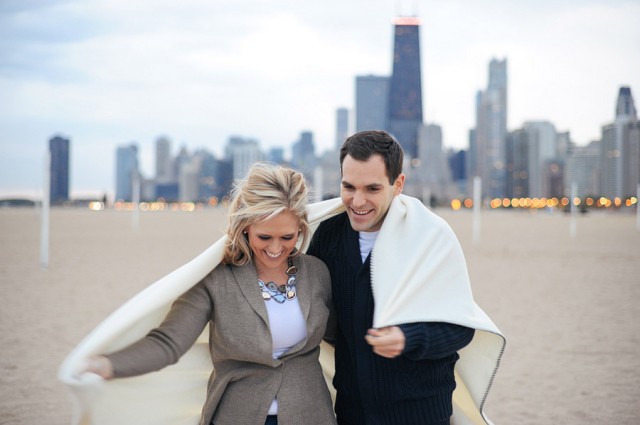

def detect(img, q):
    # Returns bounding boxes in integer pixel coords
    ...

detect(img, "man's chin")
[347,214,371,232]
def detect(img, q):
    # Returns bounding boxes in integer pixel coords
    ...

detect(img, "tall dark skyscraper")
[388,16,423,158]
[49,135,70,204]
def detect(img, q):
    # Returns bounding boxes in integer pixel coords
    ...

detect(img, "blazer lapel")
[281,256,313,357]
[232,262,270,326]
[293,256,311,322]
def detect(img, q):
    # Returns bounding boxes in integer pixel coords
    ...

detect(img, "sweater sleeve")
[106,279,213,378]
[398,322,475,360]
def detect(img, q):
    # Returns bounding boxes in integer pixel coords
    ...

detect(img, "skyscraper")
[600,86,639,198]
[523,121,558,198]
[470,58,508,199]
[49,135,70,204]
[565,142,600,198]
[388,17,424,159]
[225,136,263,181]
[115,144,139,202]
[155,136,173,183]
[291,131,317,183]
[355,75,390,132]
[335,107,350,149]
[413,123,451,202]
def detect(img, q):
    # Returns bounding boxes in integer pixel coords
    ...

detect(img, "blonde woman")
[85,163,336,425]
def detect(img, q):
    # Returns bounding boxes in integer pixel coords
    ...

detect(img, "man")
[307,130,477,425]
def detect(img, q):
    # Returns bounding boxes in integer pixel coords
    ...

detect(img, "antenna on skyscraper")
[395,0,419,16]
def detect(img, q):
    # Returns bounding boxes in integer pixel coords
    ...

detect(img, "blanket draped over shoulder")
[58,195,505,425]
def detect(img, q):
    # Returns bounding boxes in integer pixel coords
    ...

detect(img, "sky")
[1,0,639,198]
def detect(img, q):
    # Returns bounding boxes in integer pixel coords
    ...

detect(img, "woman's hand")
[84,355,114,379]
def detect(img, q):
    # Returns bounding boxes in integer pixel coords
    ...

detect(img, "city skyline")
[1,0,639,197]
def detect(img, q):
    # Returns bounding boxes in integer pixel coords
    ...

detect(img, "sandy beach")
[1,206,638,424]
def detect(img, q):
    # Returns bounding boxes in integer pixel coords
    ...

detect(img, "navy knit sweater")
[307,212,475,425]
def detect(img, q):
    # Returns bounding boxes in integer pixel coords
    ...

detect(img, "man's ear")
[394,173,405,194]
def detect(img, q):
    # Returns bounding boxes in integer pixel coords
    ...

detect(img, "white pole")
[472,177,481,244]
[637,184,640,231]
[132,171,140,229]
[40,151,50,269]
[570,182,577,238]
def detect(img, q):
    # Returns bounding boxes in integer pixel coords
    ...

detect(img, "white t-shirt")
[264,295,306,415]
[359,230,379,263]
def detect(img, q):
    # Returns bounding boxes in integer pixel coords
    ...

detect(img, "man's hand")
[364,326,406,358]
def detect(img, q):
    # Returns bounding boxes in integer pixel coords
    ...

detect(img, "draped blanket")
[58,195,505,425]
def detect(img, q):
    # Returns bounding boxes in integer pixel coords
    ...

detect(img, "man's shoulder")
[316,210,349,231]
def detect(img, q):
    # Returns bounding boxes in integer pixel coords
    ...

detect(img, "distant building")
[411,124,451,203]
[387,17,424,159]
[155,136,173,183]
[506,128,530,198]
[291,131,316,182]
[49,135,70,204]
[115,144,139,202]
[179,158,200,202]
[600,86,639,198]
[470,58,508,199]
[565,141,600,198]
[225,136,263,181]
[355,75,390,132]
[523,121,558,198]
[267,147,285,165]
[202,157,233,200]
[447,149,467,197]
[315,149,341,201]
[335,107,350,149]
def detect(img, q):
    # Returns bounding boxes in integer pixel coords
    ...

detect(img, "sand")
[0,206,638,424]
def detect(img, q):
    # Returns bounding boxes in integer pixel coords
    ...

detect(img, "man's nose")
[352,191,366,207]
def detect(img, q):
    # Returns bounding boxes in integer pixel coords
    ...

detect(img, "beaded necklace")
[258,258,299,303]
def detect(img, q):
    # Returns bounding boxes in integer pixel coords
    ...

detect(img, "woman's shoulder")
[298,252,325,266]
[298,253,329,277]
[202,262,237,283]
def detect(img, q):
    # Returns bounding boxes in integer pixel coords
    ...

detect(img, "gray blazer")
[107,254,337,425]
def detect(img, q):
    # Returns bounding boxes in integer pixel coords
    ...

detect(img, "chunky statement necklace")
[258,258,299,303]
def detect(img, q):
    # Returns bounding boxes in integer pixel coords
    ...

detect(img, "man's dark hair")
[339,130,404,184]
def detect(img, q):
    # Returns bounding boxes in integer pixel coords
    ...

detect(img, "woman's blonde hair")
[222,162,310,266]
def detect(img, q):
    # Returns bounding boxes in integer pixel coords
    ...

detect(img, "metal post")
[637,184,640,231]
[570,182,577,238]
[132,171,140,229]
[40,151,50,269]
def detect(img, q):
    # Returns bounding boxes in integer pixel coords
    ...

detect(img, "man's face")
[340,154,404,232]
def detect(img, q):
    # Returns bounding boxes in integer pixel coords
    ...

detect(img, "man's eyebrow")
[341,181,382,189]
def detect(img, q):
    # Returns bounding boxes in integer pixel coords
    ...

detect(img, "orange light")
[88,202,104,211]
[450,199,462,211]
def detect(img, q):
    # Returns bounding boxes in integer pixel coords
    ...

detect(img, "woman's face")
[245,210,300,273]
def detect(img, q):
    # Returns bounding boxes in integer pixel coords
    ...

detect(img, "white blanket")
[58,195,504,425]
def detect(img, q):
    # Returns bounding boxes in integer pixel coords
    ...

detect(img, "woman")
[84,162,337,425]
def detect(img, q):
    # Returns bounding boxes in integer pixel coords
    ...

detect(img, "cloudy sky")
[1,0,638,197]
